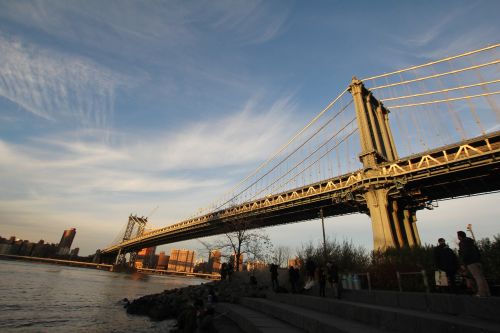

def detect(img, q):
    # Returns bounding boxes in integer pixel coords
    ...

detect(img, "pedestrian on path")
[434,238,459,292]
[326,261,341,299]
[305,257,316,281]
[318,266,326,297]
[288,266,298,293]
[270,263,279,291]
[457,230,491,297]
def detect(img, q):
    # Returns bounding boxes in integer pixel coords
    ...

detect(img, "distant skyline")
[0,1,499,256]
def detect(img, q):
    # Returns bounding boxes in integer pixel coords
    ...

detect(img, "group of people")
[264,229,490,299]
[268,258,341,298]
[434,230,491,297]
[317,262,340,298]
[219,262,234,281]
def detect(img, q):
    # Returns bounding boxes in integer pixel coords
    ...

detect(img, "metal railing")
[396,270,429,293]
[342,270,430,293]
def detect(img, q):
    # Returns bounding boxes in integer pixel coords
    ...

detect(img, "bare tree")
[247,232,273,264]
[215,219,272,272]
[271,245,291,268]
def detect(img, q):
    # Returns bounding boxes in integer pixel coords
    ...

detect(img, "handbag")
[435,270,448,286]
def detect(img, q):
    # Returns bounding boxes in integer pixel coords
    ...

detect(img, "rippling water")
[0,260,206,332]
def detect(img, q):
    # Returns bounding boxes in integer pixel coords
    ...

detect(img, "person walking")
[434,238,459,292]
[227,262,234,282]
[318,266,327,297]
[457,230,491,297]
[220,263,227,280]
[305,258,316,282]
[270,263,279,291]
[288,266,298,293]
[326,261,341,299]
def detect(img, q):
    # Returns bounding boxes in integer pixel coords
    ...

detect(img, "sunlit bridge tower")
[348,77,421,249]
[115,215,147,265]
[57,228,76,255]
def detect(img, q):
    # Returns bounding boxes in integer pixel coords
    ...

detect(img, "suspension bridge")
[101,44,500,264]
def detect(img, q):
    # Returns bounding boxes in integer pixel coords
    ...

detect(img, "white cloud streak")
[0,1,289,52]
[0,34,122,129]
[151,96,297,170]
[0,95,297,196]
[209,0,290,44]
[391,2,496,61]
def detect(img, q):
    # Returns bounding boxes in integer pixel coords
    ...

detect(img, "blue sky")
[0,0,499,256]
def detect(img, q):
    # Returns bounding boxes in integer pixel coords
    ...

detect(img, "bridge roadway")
[102,131,500,256]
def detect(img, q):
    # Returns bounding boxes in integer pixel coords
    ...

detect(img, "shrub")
[295,238,370,273]
[369,245,435,291]
[477,234,500,281]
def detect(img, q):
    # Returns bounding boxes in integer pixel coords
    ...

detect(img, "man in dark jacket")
[434,238,458,292]
[326,261,341,299]
[457,231,491,297]
[270,263,279,291]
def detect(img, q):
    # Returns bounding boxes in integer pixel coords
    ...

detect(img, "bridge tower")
[349,77,421,250]
[115,215,148,265]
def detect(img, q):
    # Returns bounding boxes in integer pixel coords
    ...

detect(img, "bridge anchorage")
[102,44,500,261]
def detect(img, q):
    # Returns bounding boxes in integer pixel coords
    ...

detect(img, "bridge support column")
[404,209,421,246]
[365,189,397,249]
[365,189,422,250]
[115,248,126,265]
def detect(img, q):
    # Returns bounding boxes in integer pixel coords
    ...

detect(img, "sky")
[0,0,499,257]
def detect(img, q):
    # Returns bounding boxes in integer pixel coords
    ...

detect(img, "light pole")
[319,208,327,261]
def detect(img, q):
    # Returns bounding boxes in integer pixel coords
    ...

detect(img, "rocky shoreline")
[124,276,268,331]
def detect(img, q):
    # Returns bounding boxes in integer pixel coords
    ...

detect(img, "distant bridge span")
[102,44,500,260]
[102,131,500,256]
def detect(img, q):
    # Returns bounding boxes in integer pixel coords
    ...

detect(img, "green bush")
[369,246,435,291]
[295,238,370,273]
[477,234,500,281]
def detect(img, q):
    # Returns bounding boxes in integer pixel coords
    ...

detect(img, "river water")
[0,260,206,332]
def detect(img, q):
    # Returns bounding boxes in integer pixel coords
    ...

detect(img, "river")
[0,260,206,332]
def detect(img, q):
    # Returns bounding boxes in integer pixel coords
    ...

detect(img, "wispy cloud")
[0,94,297,196]
[0,1,195,49]
[151,95,297,170]
[209,0,291,44]
[391,2,497,61]
[396,3,475,49]
[0,34,123,130]
[417,27,499,60]
[0,1,290,55]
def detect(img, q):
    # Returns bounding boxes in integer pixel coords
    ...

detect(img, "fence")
[342,270,430,293]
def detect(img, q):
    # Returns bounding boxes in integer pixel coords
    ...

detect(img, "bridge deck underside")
[103,132,500,256]
[405,161,500,201]
[103,198,359,255]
